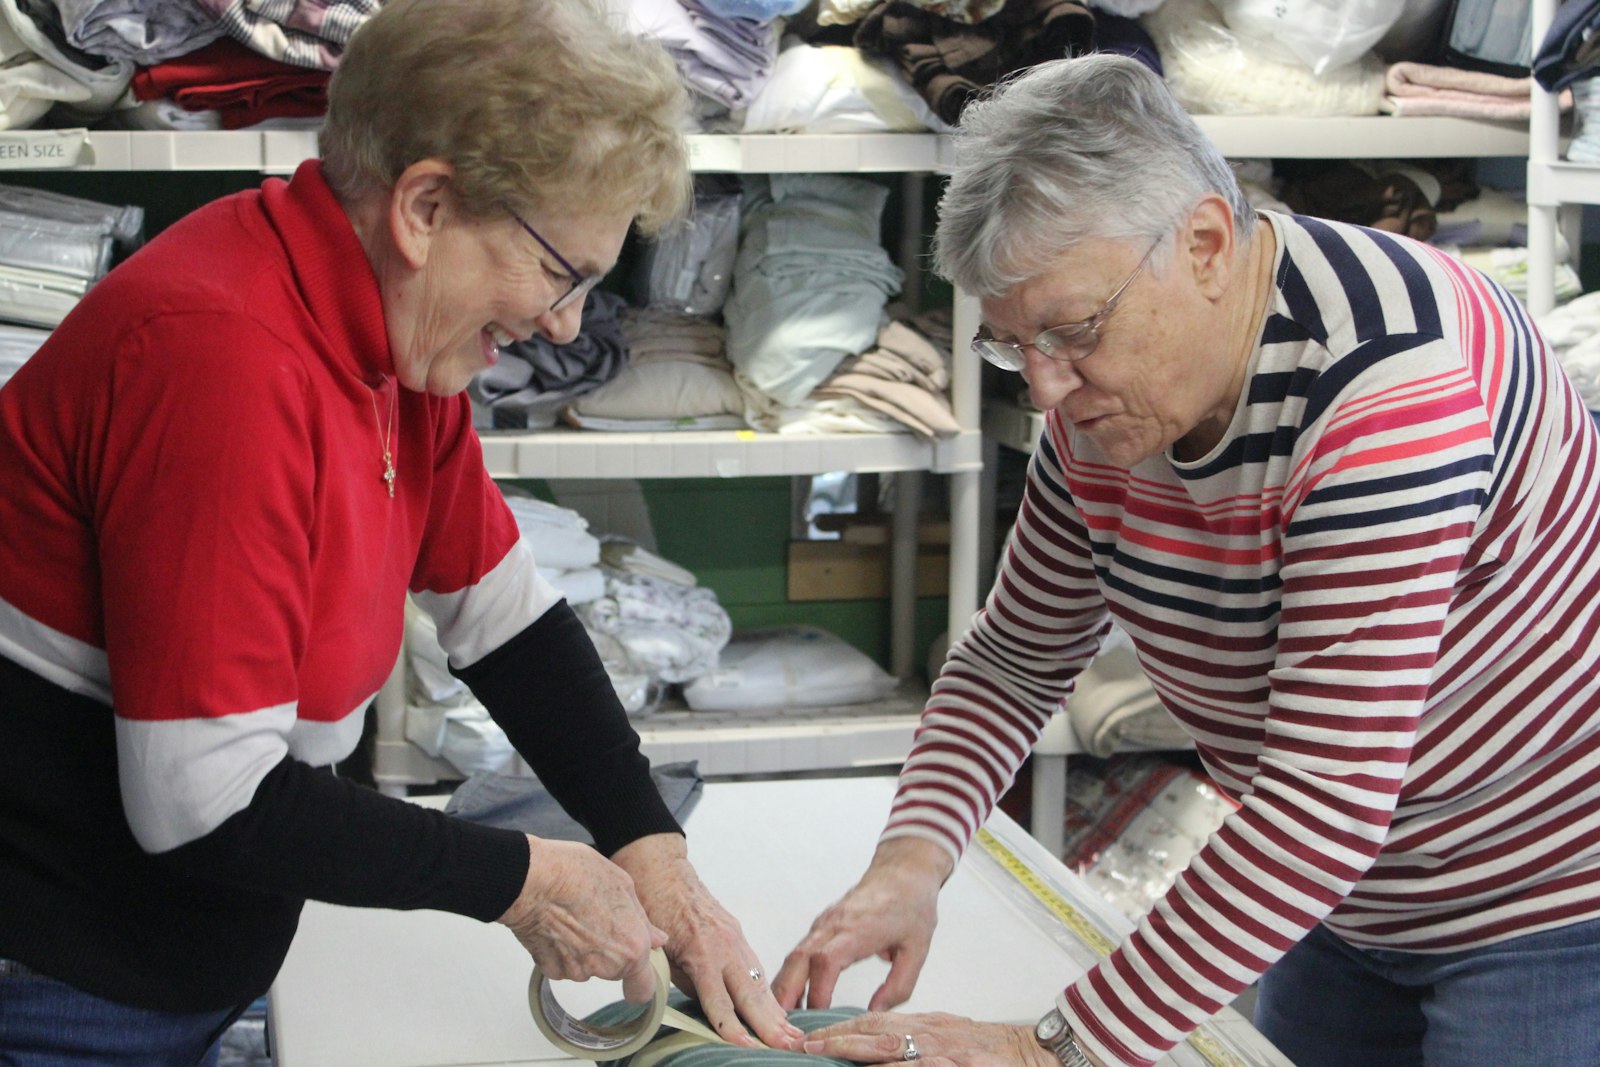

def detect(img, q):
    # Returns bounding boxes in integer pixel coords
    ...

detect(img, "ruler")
[973,828,1249,1067]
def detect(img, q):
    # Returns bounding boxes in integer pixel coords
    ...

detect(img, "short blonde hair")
[320,0,691,235]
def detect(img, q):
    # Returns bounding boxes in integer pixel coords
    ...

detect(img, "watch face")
[1036,1010,1067,1042]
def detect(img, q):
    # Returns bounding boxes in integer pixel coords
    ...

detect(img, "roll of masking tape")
[528,948,723,1060]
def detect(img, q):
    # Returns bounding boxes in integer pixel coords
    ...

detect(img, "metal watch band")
[1036,1009,1094,1067]
[1042,1033,1093,1067]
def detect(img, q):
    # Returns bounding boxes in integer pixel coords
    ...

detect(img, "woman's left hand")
[800,1011,1091,1067]
[611,833,806,1051]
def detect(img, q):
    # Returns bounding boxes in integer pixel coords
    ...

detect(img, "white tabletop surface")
[268,775,1291,1067]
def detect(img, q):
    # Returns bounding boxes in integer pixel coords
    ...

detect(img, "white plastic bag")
[683,625,896,712]
[1145,0,1387,116]
[1217,0,1406,75]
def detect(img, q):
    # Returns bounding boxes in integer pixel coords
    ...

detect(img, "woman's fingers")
[498,836,657,993]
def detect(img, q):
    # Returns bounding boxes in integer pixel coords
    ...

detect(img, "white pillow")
[570,359,745,420]
[684,625,897,712]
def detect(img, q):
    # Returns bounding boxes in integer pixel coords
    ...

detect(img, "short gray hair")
[933,53,1254,296]
[320,0,691,235]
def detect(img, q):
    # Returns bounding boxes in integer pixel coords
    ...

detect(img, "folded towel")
[1381,61,1568,120]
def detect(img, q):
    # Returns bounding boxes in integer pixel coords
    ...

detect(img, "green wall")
[519,476,950,679]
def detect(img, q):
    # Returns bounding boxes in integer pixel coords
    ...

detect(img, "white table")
[268,776,1291,1067]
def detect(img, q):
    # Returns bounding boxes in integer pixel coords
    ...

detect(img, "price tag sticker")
[0,129,91,169]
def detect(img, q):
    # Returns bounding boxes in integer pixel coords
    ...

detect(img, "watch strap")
[1036,1009,1093,1067]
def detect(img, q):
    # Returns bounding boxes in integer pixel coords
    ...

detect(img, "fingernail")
[804,1040,824,1054]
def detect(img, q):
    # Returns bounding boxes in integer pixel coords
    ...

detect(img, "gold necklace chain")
[367,379,396,498]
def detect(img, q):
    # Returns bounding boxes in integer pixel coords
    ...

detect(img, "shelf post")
[1527,0,1562,317]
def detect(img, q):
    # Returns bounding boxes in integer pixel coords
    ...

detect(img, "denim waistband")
[0,958,34,978]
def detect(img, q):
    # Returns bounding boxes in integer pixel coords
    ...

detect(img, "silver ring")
[748,967,762,982]
[903,1034,920,1062]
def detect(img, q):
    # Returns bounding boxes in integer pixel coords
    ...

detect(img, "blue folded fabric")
[1534,0,1600,91]
[445,760,703,843]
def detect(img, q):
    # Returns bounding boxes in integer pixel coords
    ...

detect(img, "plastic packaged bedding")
[0,321,49,387]
[683,625,896,712]
[1143,0,1386,116]
[0,183,143,281]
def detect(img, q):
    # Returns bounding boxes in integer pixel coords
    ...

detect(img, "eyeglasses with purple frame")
[509,210,605,313]
[972,238,1160,372]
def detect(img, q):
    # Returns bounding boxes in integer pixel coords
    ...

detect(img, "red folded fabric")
[132,38,329,129]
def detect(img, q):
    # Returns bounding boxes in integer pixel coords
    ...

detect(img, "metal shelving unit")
[1528,0,1596,316]
[9,112,1538,803]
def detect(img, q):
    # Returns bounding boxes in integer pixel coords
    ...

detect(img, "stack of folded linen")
[565,308,746,432]
[577,539,732,691]
[1381,61,1564,120]
[502,493,606,607]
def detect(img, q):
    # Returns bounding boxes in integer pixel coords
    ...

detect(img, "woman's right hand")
[771,836,952,1012]
[498,835,667,1004]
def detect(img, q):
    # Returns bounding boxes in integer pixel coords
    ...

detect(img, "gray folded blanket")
[444,760,703,842]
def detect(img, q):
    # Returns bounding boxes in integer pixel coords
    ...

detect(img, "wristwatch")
[1035,1008,1093,1067]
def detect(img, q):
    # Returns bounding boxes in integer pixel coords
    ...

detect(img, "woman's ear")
[388,158,455,270]
[1182,193,1238,301]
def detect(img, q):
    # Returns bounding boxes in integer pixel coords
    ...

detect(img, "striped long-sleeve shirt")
[885,212,1600,1066]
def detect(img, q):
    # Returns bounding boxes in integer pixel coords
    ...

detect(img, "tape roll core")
[529,948,721,1060]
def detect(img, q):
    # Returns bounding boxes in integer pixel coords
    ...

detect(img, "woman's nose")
[534,299,584,346]
[1021,346,1084,411]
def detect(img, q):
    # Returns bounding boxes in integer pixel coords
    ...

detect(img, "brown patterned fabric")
[1277,159,1479,244]
[853,0,1095,125]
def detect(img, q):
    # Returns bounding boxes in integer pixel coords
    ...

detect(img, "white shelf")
[1,116,1532,176]
[1194,115,1528,159]
[478,426,982,479]
[1527,159,1600,207]
[633,684,927,775]
[687,133,953,172]
[981,397,1045,456]
[25,129,955,175]
[376,686,928,791]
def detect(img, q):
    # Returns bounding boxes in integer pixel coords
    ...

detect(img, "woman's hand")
[771,837,951,1012]
[497,835,666,1004]
[801,1012,1076,1067]
[611,832,806,1051]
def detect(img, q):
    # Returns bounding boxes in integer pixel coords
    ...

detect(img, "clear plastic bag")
[1217,0,1406,75]
[1145,0,1387,116]
[0,183,143,281]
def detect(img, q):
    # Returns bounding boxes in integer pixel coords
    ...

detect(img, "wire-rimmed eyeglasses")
[509,210,605,313]
[972,239,1160,372]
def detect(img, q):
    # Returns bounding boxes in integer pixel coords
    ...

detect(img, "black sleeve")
[161,756,530,921]
[451,599,682,856]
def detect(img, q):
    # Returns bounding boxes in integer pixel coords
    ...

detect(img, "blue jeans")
[1254,918,1600,1067]
[0,962,244,1067]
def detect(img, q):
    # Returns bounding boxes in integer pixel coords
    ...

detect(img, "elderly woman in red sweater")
[0,1,800,1063]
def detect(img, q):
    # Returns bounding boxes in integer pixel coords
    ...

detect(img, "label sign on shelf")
[0,129,91,169]
[685,135,742,171]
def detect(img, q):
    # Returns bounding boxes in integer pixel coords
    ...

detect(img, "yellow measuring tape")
[973,828,1248,1067]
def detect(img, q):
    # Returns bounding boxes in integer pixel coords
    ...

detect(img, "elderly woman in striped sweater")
[778,53,1600,1067]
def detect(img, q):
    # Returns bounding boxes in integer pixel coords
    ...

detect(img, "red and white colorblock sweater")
[0,161,675,1012]
[885,213,1600,1066]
